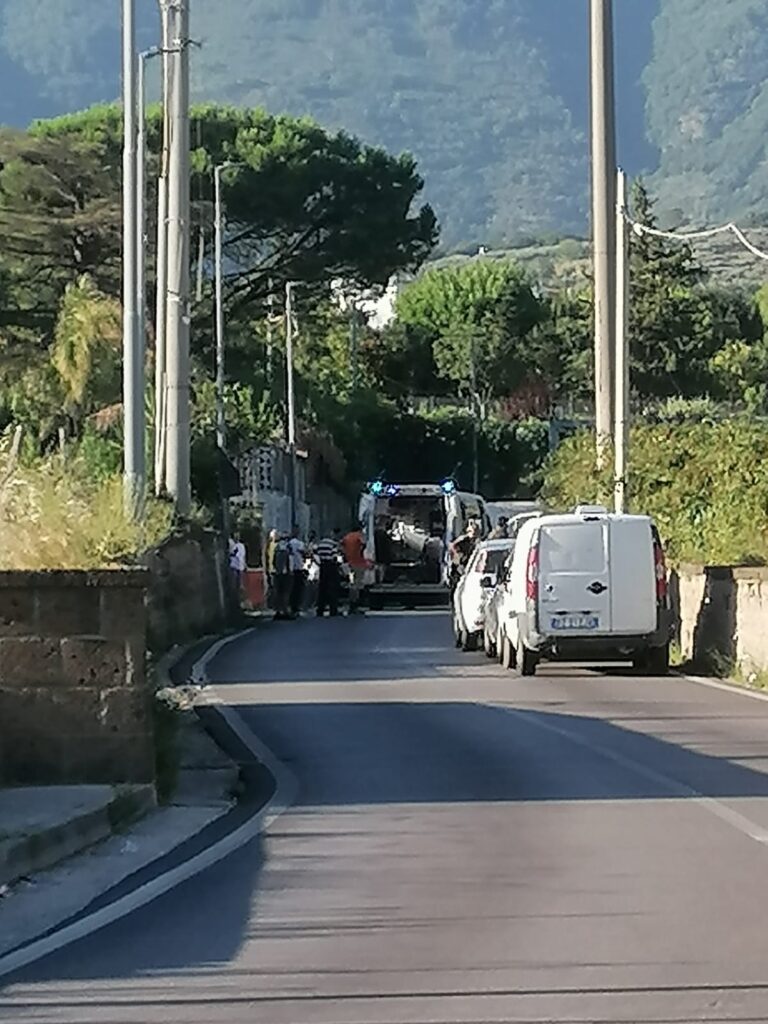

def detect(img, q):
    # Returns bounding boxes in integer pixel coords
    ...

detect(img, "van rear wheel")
[634,644,669,676]
[516,638,537,677]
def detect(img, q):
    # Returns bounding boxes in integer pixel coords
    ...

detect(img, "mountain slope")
[2,1,765,244]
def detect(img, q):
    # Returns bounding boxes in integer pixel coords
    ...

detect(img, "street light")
[213,161,246,453]
[122,0,143,517]
[137,47,161,404]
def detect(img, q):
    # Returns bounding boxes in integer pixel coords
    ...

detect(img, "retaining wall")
[0,570,153,785]
[673,564,768,674]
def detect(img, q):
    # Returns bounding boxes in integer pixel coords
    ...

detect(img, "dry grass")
[0,438,172,570]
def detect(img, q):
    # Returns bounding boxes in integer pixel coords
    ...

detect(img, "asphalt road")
[5,611,768,1022]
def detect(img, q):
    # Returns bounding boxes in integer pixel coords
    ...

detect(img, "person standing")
[272,533,292,620]
[315,528,342,617]
[264,528,279,608]
[341,522,369,614]
[287,525,306,618]
[228,531,247,603]
[448,519,480,593]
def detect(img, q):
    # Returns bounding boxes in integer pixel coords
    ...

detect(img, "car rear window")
[540,523,606,574]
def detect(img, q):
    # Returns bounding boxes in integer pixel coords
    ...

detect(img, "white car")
[452,539,515,651]
[496,505,673,675]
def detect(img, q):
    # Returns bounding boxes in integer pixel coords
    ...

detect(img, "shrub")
[542,420,768,566]
[0,433,172,569]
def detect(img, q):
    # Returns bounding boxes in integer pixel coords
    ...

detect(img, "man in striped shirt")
[314,528,342,617]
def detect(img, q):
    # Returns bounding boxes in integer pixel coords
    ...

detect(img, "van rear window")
[540,523,606,574]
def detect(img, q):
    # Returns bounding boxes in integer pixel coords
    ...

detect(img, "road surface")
[4,611,768,1022]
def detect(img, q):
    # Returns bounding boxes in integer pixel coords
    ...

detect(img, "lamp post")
[285,281,298,526]
[122,0,143,516]
[137,46,161,429]
[213,161,245,453]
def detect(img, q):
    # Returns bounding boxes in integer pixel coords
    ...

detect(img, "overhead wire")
[624,212,768,263]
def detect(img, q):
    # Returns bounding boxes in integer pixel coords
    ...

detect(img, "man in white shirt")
[228,532,247,601]
[287,525,306,618]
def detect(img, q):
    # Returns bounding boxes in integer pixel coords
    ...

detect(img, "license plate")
[550,615,600,631]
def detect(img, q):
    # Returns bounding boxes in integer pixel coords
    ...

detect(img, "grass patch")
[0,433,172,569]
[107,789,145,832]
[153,694,181,805]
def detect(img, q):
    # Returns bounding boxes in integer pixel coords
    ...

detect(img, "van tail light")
[653,529,667,604]
[526,543,539,602]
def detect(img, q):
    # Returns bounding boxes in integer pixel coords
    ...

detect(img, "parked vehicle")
[359,481,490,608]
[483,548,514,658]
[496,505,673,676]
[452,539,514,651]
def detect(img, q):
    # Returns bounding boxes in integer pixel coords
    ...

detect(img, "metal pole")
[285,281,297,525]
[590,0,617,467]
[154,0,172,495]
[165,0,191,515]
[214,163,226,452]
[266,279,274,390]
[614,168,629,514]
[122,0,143,517]
[348,302,358,388]
[137,48,159,472]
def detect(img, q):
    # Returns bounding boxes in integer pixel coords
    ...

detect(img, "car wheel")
[483,629,496,659]
[637,644,669,676]
[453,616,463,649]
[516,637,537,677]
[501,633,516,670]
[462,629,479,652]
[497,627,506,665]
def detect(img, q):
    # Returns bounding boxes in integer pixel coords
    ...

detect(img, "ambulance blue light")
[441,479,456,494]
[370,480,384,496]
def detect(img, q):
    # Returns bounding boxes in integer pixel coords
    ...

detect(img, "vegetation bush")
[542,421,768,566]
[0,432,172,569]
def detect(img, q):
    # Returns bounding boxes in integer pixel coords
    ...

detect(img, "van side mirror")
[480,575,495,588]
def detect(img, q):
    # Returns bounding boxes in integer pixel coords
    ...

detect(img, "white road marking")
[0,629,295,981]
[497,704,768,845]
[682,672,768,704]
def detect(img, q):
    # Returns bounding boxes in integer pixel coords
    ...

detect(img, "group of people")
[264,524,371,620]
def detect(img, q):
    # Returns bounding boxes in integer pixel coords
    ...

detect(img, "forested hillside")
[1,1,766,245]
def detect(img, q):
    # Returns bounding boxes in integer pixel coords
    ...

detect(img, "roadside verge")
[0,627,295,980]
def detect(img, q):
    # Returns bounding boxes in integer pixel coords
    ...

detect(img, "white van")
[497,506,672,676]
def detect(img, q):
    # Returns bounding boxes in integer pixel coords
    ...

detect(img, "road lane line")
[0,632,296,982]
[682,672,768,704]
[495,704,768,845]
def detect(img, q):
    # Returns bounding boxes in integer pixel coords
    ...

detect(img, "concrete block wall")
[143,528,237,652]
[0,570,154,785]
[673,565,768,674]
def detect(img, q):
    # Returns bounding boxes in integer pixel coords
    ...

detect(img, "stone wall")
[0,570,153,785]
[143,528,238,652]
[673,564,768,674]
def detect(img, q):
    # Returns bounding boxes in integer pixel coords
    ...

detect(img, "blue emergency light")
[369,480,384,496]
[441,478,456,495]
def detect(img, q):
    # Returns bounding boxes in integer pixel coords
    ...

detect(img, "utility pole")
[590,0,618,466]
[213,162,230,453]
[122,0,144,517]
[285,281,298,526]
[614,168,629,514]
[164,0,192,516]
[348,301,358,388]
[137,47,160,446]
[154,0,173,496]
[266,280,274,390]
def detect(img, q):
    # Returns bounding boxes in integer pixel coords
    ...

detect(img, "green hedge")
[542,420,768,566]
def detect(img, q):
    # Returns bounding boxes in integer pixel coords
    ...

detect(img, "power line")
[625,214,768,263]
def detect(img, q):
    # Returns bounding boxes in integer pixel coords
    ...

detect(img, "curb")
[0,626,295,981]
[0,785,156,889]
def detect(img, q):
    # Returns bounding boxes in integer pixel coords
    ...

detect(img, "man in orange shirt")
[341,522,369,615]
